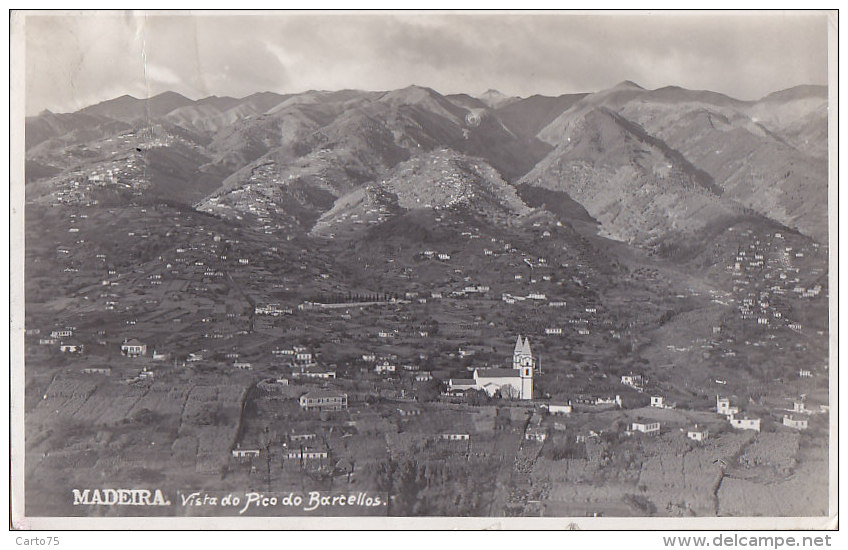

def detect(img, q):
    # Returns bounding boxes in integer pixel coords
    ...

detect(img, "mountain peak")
[397,84,440,96]
[380,85,446,103]
[478,89,518,109]
[613,80,644,90]
[148,91,190,101]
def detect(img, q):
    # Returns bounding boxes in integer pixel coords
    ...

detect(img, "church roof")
[514,335,524,354]
[523,337,531,355]
[476,367,521,379]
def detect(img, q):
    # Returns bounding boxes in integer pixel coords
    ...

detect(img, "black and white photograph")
[9,9,837,530]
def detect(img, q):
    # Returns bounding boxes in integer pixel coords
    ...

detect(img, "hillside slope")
[521,107,754,257]
[537,83,827,242]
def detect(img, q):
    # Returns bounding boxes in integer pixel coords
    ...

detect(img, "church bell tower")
[514,335,534,399]
[513,335,533,369]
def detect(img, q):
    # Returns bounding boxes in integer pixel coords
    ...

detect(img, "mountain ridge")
[26,82,828,246]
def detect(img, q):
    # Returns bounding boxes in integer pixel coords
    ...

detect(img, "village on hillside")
[23,195,830,517]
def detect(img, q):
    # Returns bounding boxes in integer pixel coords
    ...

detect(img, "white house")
[440,433,469,441]
[716,396,739,417]
[687,426,709,442]
[543,402,572,415]
[729,416,761,432]
[650,396,665,408]
[121,338,147,357]
[375,363,396,374]
[137,369,154,380]
[285,446,328,461]
[293,346,313,364]
[81,367,111,375]
[463,285,489,294]
[783,415,808,430]
[415,371,433,382]
[397,406,421,416]
[621,374,645,388]
[375,355,397,374]
[299,389,348,411]
[631,421,661,435]
[525,427,548,442]
[291,365,336,380]
[596,395,623,407]
[232,448,260,459]
[59,341,83,354]
[255,303,289,316]
[233,362,253,370]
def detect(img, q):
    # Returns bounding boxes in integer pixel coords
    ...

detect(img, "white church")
[448,335,534,400]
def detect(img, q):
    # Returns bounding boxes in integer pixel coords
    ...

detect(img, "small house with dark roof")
[446,378,477,395]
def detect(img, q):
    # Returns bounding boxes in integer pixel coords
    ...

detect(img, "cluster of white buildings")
[716,395,760,431]
[255,303,292,316]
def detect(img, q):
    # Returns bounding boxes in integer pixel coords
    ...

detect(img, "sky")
[22,11,831,115]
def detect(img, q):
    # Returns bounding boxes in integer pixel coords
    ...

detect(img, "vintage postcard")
[8,10,838,530]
